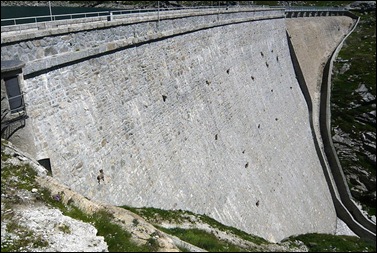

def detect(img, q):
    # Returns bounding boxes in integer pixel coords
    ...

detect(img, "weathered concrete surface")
[1,12,356,242]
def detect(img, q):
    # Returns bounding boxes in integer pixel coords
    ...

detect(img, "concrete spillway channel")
[286,10,376,242]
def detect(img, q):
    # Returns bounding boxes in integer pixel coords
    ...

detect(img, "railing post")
[49,1,53,21]
[108,11,113,21]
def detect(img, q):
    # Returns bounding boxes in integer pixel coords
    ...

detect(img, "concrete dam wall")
[1,8,354,242]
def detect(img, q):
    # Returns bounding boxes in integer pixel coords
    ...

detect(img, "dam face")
[1,9,338,242]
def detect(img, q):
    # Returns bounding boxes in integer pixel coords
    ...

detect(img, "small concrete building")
[1,59,28,140]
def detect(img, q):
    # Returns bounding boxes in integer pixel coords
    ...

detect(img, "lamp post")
[49,1,53,21]
[158,1,160,22]
[157,1,160,29]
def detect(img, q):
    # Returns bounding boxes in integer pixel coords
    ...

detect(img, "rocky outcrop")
[346,1,376,11]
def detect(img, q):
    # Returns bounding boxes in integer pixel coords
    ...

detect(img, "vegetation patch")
[199,214,268,245]
[1,163,37,192]
[2,221,49,252]
[121,205,196,224]
[285,233,376,252]
[56,223,71,234]
[121,205,270,249]
[39,188,158,252]
[158,227,247,252]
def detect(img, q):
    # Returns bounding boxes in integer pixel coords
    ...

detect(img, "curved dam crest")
[1,10,355,242]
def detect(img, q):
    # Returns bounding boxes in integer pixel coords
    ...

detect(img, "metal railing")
[283,6,347,12]
[1,5,229,27]
[8,93,27,113]
[0,5,349,32]
[1,10,110,26]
